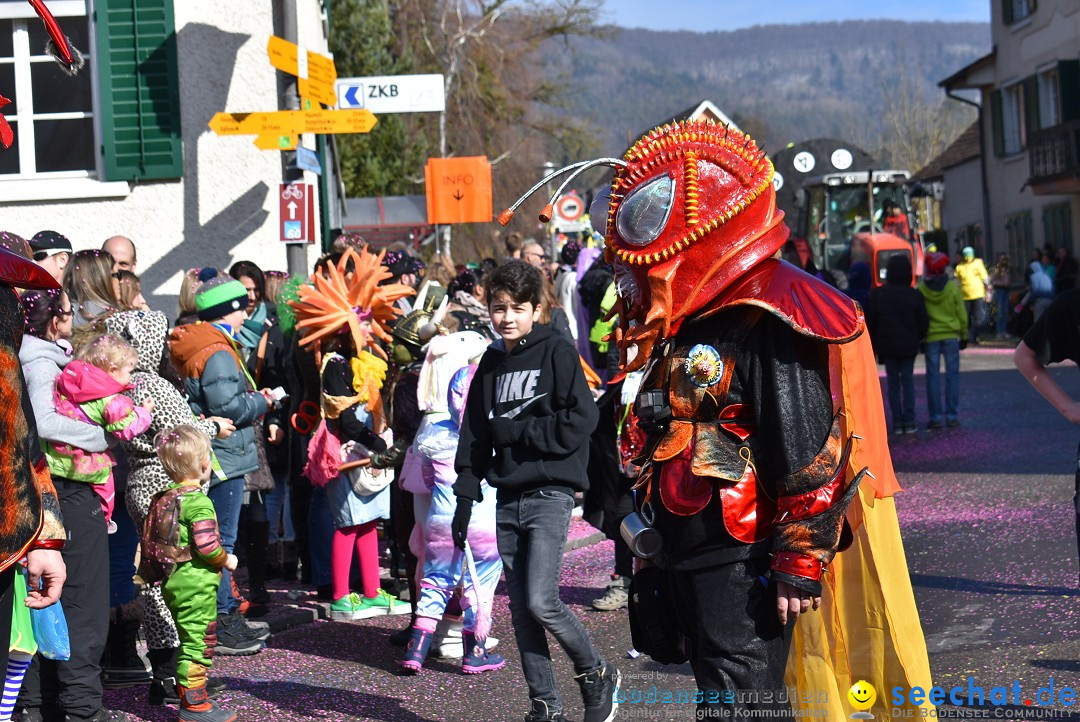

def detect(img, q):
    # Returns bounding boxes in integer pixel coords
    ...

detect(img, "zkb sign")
[336,74,445,114]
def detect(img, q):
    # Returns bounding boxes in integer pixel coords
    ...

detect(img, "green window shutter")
[990,89,1005,157]
[95,0,182,182]
[1058,59,1080,122]
[1002,0,1014,24]
[1022,75,1039,146]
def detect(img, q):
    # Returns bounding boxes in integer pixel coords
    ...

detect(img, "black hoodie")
[866,255,929,358]
[454,324,599,502]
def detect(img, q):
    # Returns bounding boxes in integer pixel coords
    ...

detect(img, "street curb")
[566,531,607,552]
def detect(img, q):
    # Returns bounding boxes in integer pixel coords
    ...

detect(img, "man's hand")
[24,549,66,609]
[450,498,473,551]
[267,423,284,445]
[209,417,235,439]
[775,579,820,626]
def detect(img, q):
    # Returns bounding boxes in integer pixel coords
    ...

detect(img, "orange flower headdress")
[289,248,415,358]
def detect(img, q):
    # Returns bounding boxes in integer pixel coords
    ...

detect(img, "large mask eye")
[616,174,676,247]
[589,187,611,236]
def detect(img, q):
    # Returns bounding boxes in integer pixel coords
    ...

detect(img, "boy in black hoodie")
[451,261,618,722]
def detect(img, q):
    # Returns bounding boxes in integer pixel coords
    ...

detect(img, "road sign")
[425,156,492,224]
[556,193,584,222]
[267,36,338,106]
[254,133,298,151]
[294,146,322,175]
[280,182,315,243]
[209,109,377,137]
[336,74,445,114]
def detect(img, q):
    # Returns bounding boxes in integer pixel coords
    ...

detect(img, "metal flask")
[620,501,663,560]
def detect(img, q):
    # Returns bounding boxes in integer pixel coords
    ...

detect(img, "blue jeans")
[308,485,333,587]
[266,466,295,541]
[964,298,986,342]
[993,287,1010,337]
[208,476,244,615]
[497,489,603,714]
[883,355,916,429]
[924,339,960,424]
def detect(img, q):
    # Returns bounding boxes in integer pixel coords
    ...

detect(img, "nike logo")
[493,393,548,420]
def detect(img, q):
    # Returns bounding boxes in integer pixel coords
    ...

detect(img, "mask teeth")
[684,152,700,226]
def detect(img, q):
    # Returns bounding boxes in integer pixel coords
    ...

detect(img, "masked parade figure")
[500,118,933,718]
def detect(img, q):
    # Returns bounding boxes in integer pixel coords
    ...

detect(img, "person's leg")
[995,288,1009,337]
[244,491,271,608]
[52,479,110,719]
[520,491,603,674]
[2,652,31,721]
[165,571,232,720]
[944,337,961,423]
[883,356,902,431]
[354,520,381,600]
[498,494,563,715]
[924,340,942,425]
[207,477,244,616]
[331,526,359,601]
[307,486,333,590]
[900,356,917,427]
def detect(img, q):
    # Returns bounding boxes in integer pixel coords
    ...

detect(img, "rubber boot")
[245,520,271,615]
[101,600,151,688]
[178,685,236,722]
[461,631,507,674]
[397,627,433,674]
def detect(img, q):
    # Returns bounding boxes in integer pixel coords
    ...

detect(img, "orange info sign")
[425,157,492,224]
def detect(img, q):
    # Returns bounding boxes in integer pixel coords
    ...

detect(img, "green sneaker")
[330,592,363,620]
[353,589,412,619]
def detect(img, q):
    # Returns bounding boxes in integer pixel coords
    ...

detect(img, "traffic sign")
[556,193,584,222]
[425,157,492,224]
[267,36,337,106]
[280,182,315,243]
[294,146,322,175]
[209,109,377,137]
[254,133,298,151]
[336,74,445,114]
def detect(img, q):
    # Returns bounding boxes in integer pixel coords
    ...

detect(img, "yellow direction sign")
[254,134,298,151]
[267,36,337,106]
[209,109,377,137]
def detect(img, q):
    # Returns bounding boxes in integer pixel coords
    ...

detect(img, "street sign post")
[336,74,445,114]
[267,36,337,106]
[209,109,377,137]
[254,133,298,151]
[280,182,315,243]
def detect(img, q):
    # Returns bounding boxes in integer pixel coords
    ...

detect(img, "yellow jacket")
[954,258,989,300]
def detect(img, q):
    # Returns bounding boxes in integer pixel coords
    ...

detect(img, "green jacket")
[918,278,967,342]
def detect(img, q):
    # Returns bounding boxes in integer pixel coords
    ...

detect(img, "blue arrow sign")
[340,85,363,109]
[294,147,322,175]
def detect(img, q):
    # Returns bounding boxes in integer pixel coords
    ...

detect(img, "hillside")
[545,20,990,161]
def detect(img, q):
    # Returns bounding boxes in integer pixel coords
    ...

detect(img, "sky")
[603,0,990,31]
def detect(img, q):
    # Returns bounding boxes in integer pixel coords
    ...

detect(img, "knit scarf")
[235,301,267,352]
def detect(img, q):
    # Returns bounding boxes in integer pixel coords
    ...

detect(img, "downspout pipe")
[947,89,993,256]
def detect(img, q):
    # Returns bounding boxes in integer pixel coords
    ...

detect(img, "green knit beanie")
[195,268,249,321]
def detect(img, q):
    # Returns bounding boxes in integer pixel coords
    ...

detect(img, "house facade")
[0,0,332,307]
[942,0,1080,269]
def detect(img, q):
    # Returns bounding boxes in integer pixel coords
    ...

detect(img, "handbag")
[341,429,394,497]
[627,564,688,665]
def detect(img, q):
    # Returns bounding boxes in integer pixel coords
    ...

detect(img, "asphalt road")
[105,346,1080,721]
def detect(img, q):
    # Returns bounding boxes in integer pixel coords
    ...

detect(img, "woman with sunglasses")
[18,288,129,721]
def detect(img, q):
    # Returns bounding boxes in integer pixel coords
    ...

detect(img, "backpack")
[139,487,193,585]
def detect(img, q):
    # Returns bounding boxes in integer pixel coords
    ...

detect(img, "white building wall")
[941,159,984,240]
[1,0,329,311]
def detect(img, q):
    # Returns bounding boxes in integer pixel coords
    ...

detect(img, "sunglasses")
[56,307,74,318]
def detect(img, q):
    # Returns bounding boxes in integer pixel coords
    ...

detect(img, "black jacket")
[866,258,929,359]
[454,324,599,502]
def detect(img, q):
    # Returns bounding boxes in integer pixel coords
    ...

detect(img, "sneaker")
[946,418,960,428]
[220,609,269,642]
[214,615,264,656]
[63,709,132,722]
[330,592,364,621]
[352,589,411,619]
[591,576,630,611]
[902,424,918,434]
[461,631,507,674]
[892,426,907,435]
[926,420,942,430]
[149,676,226,705]
[576,661,620,722]
[524,699,567,722]
[178,685,237,722]
[398,627,434,674]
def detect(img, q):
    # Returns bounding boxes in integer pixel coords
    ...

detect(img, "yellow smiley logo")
[848,680,877,711]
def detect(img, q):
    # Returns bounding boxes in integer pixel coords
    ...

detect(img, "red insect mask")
[498,118,788,372]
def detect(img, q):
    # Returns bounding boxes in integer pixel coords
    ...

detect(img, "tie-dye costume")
[47,360,152,532]
[401,331,504,674]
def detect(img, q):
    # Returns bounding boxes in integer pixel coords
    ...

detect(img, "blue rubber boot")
[398,627,433,674]
[461,631,507,674]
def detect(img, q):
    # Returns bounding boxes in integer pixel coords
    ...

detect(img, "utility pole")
[279,0,308,277]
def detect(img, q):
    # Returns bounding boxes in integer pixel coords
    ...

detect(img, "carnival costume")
[500,118,933,717]
[291,248,414,619]
[400,330,505,674]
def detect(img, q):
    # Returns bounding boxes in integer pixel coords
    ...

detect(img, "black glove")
[490,417,516,446]
[958,338,968,351]
[369,437,407,469]
[451,497,473,551]
[356,425,388,454]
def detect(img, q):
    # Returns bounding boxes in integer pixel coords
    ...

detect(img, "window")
[1001,83,1024,155]
[1043,202,1072,250]
[1037,68,1060,129]
[0,9,94,178]
[1003,0,1036,24]
[1004,210,1034,273]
